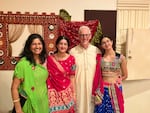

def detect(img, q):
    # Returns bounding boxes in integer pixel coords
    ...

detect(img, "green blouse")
[14,57,49,113]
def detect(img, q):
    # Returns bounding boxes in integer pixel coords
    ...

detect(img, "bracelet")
[13,98,20,103]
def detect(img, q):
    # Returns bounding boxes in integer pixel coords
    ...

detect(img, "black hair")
[100,35,113,45]
[99,35,113,56]
[54,36,70,53]
[20,33,47,65]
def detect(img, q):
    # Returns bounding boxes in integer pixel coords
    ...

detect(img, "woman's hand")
[16,110,24,113]
[95,94,102,105]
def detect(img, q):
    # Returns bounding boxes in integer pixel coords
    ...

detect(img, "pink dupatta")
[115,83,124,113]
[46,55,70,91]
[92,54,104,98]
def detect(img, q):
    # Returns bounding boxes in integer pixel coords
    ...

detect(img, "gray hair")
[78,25,91,34]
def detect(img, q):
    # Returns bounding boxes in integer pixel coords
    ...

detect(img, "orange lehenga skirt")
[48,84,75,113]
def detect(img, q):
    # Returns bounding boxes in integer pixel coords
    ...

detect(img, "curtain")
[116,1,149,55]
[8,24,25,56]
[27,25,43,36]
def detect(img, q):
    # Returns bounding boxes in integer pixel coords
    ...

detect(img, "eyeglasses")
[79,34,90,38]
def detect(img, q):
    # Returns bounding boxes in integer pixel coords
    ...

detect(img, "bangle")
[13,98,20,103]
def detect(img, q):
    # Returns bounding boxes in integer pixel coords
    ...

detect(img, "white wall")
[0,71,13,113]
[1,0,116,21]
[0,0,150,113]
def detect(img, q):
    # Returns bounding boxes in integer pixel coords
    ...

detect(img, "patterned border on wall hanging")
[0,11,60,70]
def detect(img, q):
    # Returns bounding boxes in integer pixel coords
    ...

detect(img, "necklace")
[55,53,68,61]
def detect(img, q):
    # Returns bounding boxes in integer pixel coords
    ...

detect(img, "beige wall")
[1,0,116,21]
[0,0,150,113]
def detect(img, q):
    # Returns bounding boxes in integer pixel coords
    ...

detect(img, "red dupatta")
[46,55,70,91]
[92,54,104,97]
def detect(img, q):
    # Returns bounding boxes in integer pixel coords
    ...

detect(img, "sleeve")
[13,60,25,79]
[70,56,76,76]
[120,54,125,64]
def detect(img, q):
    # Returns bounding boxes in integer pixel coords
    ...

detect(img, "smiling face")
[79,26,91,48]
[56,39,69,53]
[30,38,43,56]
[101,37,113,50]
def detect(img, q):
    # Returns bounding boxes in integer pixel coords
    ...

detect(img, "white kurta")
[70,44,100,113]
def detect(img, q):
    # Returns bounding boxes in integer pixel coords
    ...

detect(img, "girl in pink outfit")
[46,36,76,113]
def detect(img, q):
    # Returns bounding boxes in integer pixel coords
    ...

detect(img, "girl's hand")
[95,95,102,105]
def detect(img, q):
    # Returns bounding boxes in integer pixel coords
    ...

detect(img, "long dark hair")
[20,33,47,65]
[54,36,70,53]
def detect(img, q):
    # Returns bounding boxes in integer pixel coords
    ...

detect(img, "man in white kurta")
[70,25,100,113]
